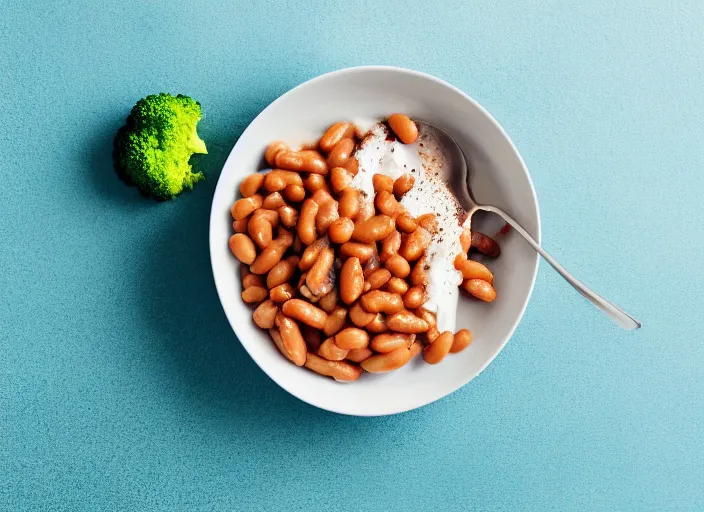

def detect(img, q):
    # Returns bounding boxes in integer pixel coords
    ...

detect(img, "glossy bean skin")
[338,188,361,219]
[462,279,497,302]
[399,227,431,261]
[274,314,307,366]
[380,230,401,262]
[297,199,319,245]
[349,302,376,327]
[410,256,429,286]
[455,258,493,283]
[269,283,295,303]
[393,173,415,198]
[262,192,286,210]
[252,300,278,329]
[306,247,335,297]
[326,138,355,168]
[304,173,330,194]
[366,313,389,333]
[359,291,404,314]
[374,190,402,218]
[372,174,394,194]
[335,327,370,350]
[263,170,303,192]
[384,253,411,278]
[388,114,419,144]
[365,268,391,291]
[327,217,355,244]
[242,274,264,289]
[385,277,409,295]
[330,167,354,194]
[471,232,501,257]
[242,286,268,303]
[415,213,437,232]
[460,229,472,253]
[284,184,306,203]
[264,141,290,166]
[315,198,339,236]
[323,307,347,337]
[304,353,363,382]
[299,237,329,271]
[231,195,263,221]
[339,242,375,262]
[403,285,425,309]
[342,156,359,175]
[346,347,373,363]
[450,329,472,353]
[229,234,256,264]
[360,346,413,373]
[240,173,265,197]
[249,231,293,274]
[317,289,338,313]
[248,212,274,249]
[233,217,249,234]
[319,122,353,152]
[318,337,349,361]
[275,150,328,175]
[386,310,429,333]
[423,331,454,364]
[352,215,395,243]
[277,205,298,228]
[282,299,328,330]
[339,257,364,304]
[370,333,415,353]
[396,213,417,233]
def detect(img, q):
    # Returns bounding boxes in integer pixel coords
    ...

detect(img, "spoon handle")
[478,205,641,331]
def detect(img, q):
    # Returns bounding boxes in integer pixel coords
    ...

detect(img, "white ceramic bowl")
[210,66,540,416]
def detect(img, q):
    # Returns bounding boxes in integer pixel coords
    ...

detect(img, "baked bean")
[264,141,290,166]
[263,170,303,192]
[423,331,453,364]
[233,217,249,233]
[311,188,335,206]
[249,231,292,274]
[242,286,268,303]
[375,190,402,218]
[252,207,279,227]
[471,232,501,258]
[360,345,413,373]
[328,217,354,244]
[393,173,415,198]
[282,299,328,330]
[304,173,329,194]
[362,250,381,279]
[388,114,418,144]
[317,289,338,313]
[297,199,319,245]
[343,155,359,176]
[266,257,296,289]
[360,290,404,314]
[274,313,307,366]
[356,199,376,222]
[242,273,264,289]
[425,325,440,343]
[330,167,354,194]
[403,286,425,309]
[252,300,278,329]
[262,191,286,210]
[410,256,429,286]
[384,253,411,278]
[409,341,422,358]
[396,212,417,233]
[323,307,347,337]
[327,138,355,168]
[352,215,394,243]
[299,237,329,271]
[275,150,328,175]
[248,211,274,249]
[462,279,497,302]
[340,257,364,304]
[370,333,415,353]
[301,324,322,353]
[416,213,438,232]
[231,194,263,221]
[277,205,298,228]
[450,329,472,353]
[240,173,265,197]
[346,347,373,363]
[284,184,306,202]
[304,353,363,382]
[240,263,252,281]
[460,228,472,253]
[335,327,369,350]
[298,284,320,303]
[385,277,409,295]
[379,231,401,263]
[455,258,493,283]
[339,242,375,262]
[316,199,339,236]
[306,247,335,296]
[399,228,431,262]
[269,283,294,303]
[349,301,376,327]
[319,122,353,152]
[366,313,388,333]
[338,188,361,219]
[318,337,349,361]
[372,174,394,193]
[386,310,429,333]
[365,268,391,291]
[229,233,256,264]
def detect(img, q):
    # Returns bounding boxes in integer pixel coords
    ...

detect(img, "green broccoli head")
[114,93,207,200]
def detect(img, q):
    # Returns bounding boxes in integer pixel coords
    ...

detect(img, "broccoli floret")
[113,93,207,200]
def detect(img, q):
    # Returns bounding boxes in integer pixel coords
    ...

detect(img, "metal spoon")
[416,121,641,331]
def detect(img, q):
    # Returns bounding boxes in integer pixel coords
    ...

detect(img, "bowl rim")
[209,65,541,416]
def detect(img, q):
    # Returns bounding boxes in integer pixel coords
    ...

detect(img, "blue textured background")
[2,1,703,510]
